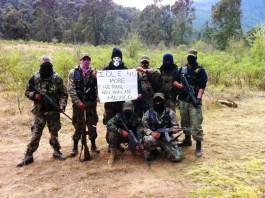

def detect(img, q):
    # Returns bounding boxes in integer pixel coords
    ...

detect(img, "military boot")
[17,154,34,167]
[108,149,117,165]
[90,139,100,153]
[70,140,78,157]
[179,135,192,147]
[53,150,66,161]
[147,149,159,161]
[195,141,202,157]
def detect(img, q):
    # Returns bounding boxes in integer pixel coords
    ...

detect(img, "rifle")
[120,119,150,166]
[79,111,92,161]
[157,127,191,143]
[29,84,72,121]
[181,73,198,108]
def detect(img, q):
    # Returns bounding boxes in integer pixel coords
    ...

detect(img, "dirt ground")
[0,91,264,198]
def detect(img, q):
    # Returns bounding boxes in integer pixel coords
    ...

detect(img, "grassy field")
[0,39,265,197]
[0,37,264,92]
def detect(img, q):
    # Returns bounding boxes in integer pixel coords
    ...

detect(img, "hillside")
[193,0,265,31]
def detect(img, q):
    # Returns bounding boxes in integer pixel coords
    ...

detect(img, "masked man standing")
[158,54,179,112]
[17,56,68,167]
[68,54,99,158]
[135,56,160,117]
[173,49,208,157]
[103,48,128,149]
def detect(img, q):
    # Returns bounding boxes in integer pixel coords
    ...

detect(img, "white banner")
[97,69,138,103]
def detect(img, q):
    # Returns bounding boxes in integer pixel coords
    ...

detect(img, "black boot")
[195,141,202,157]
[91,139,100,153]
[53,150,66,160]
[147,149,159,161]
[17,154,34,167]
[70,140,78,157]
[179,135,192,147]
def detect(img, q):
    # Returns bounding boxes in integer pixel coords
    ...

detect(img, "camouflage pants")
[108,129,129,149]
[26,112,61,155]
[72,103,98,141]
[179,100,203,141]
[143,135,182,162]
[165,95,177,113]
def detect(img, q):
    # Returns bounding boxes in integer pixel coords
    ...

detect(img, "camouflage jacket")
[107,112,144,134]
[68,66,97,105]
[142,108,178,135]
[138,68,160,102]
[159,64,178,99]
[25,71,68,115]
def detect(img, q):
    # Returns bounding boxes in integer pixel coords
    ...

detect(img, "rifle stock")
[79,111,91,161]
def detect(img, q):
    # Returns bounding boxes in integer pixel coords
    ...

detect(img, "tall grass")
[0,29,264,92]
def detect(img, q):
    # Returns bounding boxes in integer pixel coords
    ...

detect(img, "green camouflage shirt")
[25,71,68,115]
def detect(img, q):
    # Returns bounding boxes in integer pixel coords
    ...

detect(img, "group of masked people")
[17,47,208,167]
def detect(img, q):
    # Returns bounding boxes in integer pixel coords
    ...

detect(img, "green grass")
[0,34,265,91]
[187,158,265,197]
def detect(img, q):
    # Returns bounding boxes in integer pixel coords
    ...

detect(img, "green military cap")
[79,53,91,60]
[140,55,150,63]
[153,92,165,100]
[122,101,134,111]
[187,49,198,58]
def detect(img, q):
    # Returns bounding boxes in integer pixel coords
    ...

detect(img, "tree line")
[0,0,244,50]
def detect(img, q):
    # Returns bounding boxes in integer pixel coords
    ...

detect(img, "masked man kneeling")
[142,93,182,162]
[107,101,143,165]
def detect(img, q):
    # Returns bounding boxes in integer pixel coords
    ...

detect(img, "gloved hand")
[77,101,86,110]
[151,131,161,139]
[120,129,129,138]
[34,94,44,101]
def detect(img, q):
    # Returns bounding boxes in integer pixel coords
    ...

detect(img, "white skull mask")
[112,57,121,67]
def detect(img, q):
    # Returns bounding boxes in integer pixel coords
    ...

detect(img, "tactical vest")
[147,109,171,131]
[180,65,202,91]
[73,68,97,103]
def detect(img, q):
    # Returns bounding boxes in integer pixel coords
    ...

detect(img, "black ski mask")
[141,60,149,69]
[123,110,132,120]
[187,55,197,67]
[162,54,174,72]
[40,62,53,79]
[153,98,165,113]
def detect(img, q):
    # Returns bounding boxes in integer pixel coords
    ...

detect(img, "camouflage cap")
[41,55,52,63]
[153,92,165,100]
[122,101,134,111]
[80,53,91,60]
[187,49,198,58]
[140,55,150,63]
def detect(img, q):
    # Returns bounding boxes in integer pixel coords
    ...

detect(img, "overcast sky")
[113,0,203,10]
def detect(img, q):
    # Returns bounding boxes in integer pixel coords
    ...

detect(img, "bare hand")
[151,131,161,139]
[120,129,129,138]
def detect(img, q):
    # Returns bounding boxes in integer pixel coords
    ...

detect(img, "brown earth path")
[0,92,264,197]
